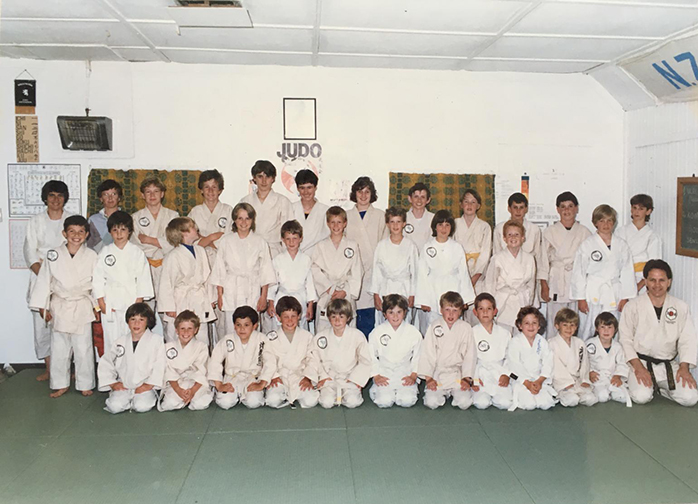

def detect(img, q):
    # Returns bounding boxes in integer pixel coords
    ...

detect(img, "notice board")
[677,177,698,258]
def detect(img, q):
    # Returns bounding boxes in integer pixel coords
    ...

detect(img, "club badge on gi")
[46,249,58,262]
[477,340,490,352]
[380,334,391,346]
[434,325,444,337]
[267,330,278,341]
[166,348,178,360]
[115,344,125,358]
[426,246,437,258]
[138,216,150,227]
[590,250,603,262]
[666,307,678,322]
[405,223,414,234]
[226,339,235,352]
[218,217,228,229]
[586,343,597,355]
[317,336,328,349]
[104,254,116,267]
[344,247,354,259]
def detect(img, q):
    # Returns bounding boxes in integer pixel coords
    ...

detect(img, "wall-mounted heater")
[57,115,113,151]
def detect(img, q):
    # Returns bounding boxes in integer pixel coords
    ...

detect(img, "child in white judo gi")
[311,206,363,332]
[405,182,434,253]
[484,220,537,332]
[158,311,213,411]
[615,194,662,294]
[267,220,317,331]
[98,303,165,414]
[368,294,422,408]
[539,191,591,336]
[210,202,275,335]
[258,296,319,408]
[416,210,476,328]
[571,204,636,340]
[369,207,418,326]
[93,211,154,358]
[293,169,329,254]
[159,217,216,343]
[471,293,513,410]
[307,299,372,409]
[240,160,293,257]
[131,177,180,308]
[549,309,597,407]
[30,216,98,398]
[208,306,266,409]
[24,179,72,381]
[586,312,630,404]
[506,306,556,411]
[418,292,476,410]
[453,189,492,292]
[87,179,122,252]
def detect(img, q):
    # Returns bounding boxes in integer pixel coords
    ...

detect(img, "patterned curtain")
[86,169,203,217]
[388,172,496,228]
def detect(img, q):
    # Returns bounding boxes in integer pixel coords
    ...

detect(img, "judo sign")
[218,217,228,229]
[115,345,125,358]
[405,224,414,234]
[380,334,391,346]
[267,331,278,341]
[344,247,355,259]
[138,216,150,227]
[166,348,178,360]
[666,307,678,323]
[426,247,437,258]
[317,336,328,349]
[226,339,235,352]
[105,254,116,267]
[46,250,58,262]
[434,325,444,337]
[477,340,490,352]
[590,250,603,262]
[586,343,597,355]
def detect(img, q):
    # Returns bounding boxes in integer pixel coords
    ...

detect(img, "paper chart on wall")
[7,164,81,217]
[9,219,29,269]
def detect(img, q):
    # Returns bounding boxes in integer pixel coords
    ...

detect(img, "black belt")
[637,353,677,392]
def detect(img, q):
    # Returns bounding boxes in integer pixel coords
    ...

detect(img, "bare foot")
[81,390,93,397]
[50,387,69,398]
[36,371,50,382]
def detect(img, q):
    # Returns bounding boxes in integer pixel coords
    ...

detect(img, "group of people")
[22,160,698,413]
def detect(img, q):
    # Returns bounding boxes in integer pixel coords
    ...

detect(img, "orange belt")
[634,261,646,273]
[466,252,480,262]
[147,258,163,268]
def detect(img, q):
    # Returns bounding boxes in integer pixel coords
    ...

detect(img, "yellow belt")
[634,261,646,273]
[147,258,163,268]
[466,252,480,262]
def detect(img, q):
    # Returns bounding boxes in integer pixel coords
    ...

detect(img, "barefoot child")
[418,292,476,410]
[586,312,630,405]
[307,299,372,409]
[506,306,556,411]
[208,306,266,409]
[454,189,492,291]
[368,294,422,408]
[258,296,319,408]
[158,311,213,411]
[30,215,98,397]
[471,293,513,410]
[548,308,597,407]
[97,302,165,414]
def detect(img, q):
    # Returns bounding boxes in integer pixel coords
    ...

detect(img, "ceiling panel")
[244,0,317,26]
[318,53,466,71]
[320,31,490,58]
[137,23,313,51]
[161,48,312,65]
[466,59,595,73]
[511,2,698,37]
[18,46,123,61]
[0,45,40,58]
[107,0,176,21]
[0,0,116,19]
[110,47,163,62]
[321,0,530,33]
[480,36,650,60]
[0,20,141,46]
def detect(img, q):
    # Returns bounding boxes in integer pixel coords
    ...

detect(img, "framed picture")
[283,98,316,140]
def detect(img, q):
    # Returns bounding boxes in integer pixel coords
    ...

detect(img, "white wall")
[0,59,624,363]
[626,102,698,326]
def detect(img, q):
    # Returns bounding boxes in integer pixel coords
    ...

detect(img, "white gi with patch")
[267,250,317,330]
[454,215,492,292]
[209,232,275,335]
[614,223,662,292]
[188,202,233,264]
[484,249,536,332]
[30,244,98,392]
[368,237,419,325]
[619,293,698,407]
[311,236,363,332]
[472,323,513,410]
[158,244,217,343]
[506,332,556,411]
[494,219,543,284]
[93,241,154,357]
[293,200,330,255]
[307,327,372,409]
[585,336,630,404]
[418,318,476,410]
[549,334,598,407]
[570,233,636,340]
[158,338,213,411]
[207,330,266,409]
[241,190,293,257]
[131,206,179,296]
[98,329,165,414]
[368,321,422,408]
[405,208,435,252]
[259,328,318,408]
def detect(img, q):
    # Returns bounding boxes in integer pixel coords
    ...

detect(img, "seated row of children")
[95,288,629,414]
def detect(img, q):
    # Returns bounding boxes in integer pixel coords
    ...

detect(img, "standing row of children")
[23,161,667,409]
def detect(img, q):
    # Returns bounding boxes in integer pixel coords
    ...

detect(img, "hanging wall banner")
[15,79,36,114]
[621,34,698,103]
[15,116,39,163]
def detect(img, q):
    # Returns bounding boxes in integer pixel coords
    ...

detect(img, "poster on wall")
[7,164,81,217]
[15,116,39,163]
[283,98,317,140]
[9,219,29,269]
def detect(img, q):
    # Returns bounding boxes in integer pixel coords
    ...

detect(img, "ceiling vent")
[57,116,113,151]
[170,0,251,28]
